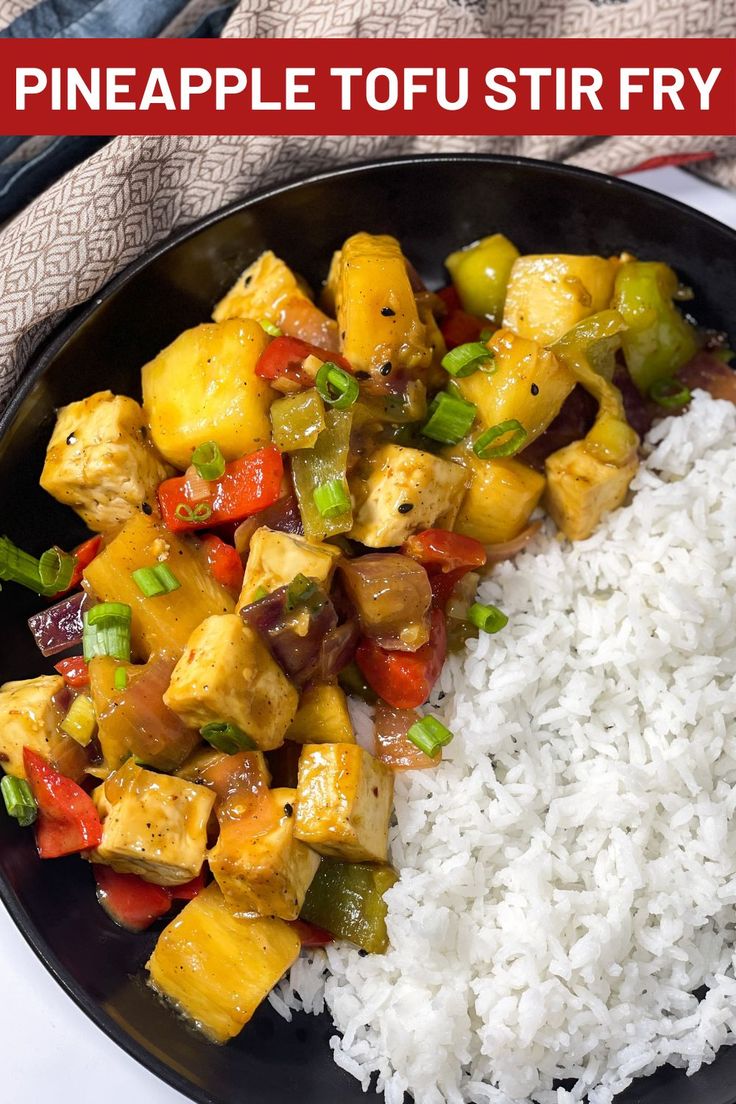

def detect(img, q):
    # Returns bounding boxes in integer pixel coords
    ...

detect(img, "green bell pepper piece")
[300,859,398,953]
[614,260,697,395]
[270,388,326,452]
[444,233,520,323]
[291,407,353,540]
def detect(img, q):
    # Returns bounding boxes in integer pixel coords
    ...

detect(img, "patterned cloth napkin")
[1,0,735,413]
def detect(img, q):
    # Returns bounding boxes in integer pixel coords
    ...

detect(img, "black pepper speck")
[66,433,77,446]
[380,307,395,317]
[284,803,294,818]
[531,383,540,396]
[380,362,392,376]
[141,502,153,515]
[397,502,414,514]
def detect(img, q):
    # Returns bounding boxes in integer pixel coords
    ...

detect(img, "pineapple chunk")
[0,675,87,782]
[294,743,393,863]
[545,440,638,541]
[209,786,320,919]
[147,882,300,1043]
[236,526,341,612]
[350,443,469,548]
[458,329,575,449]
[84,511,234,661]
[503,254,616,346]
[88,657,134,774]
[141,318,272,470]
[89,761,214,885]
[40,391,168,533]
[444,447,545,544]
[286,683,355,744]
[334,233,432,383]
[164,614,298,751]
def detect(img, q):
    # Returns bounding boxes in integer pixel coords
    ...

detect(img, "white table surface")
[3,163,736,1104]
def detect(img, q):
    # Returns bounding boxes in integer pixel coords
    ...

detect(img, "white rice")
[272,390,736,1104]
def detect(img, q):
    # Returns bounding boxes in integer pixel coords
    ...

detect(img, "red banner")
[0,37,733,136]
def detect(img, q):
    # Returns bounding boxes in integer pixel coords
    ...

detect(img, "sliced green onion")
[649,378,691,409]
[0,536,44,594]
[421,392,477,444]
[313,478,350,519]
[191,440,226,481]
[174,502,212,524]
[286,572,318,611]
[38,547,75,594]
[61,694,97,746]
[200,721,256,755]
[473,419,528,459]
[132,564,182,598]
[83,603,132,662]
[315,362,360,410]
[469,602,508,634]
[407,715,454,757]
[114,667,128,691]
[441,342,494,378]
[1,775,37,828]
[259,318,283,337]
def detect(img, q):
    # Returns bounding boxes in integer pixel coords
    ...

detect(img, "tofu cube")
[209,787,320,919]
[89,762,215,885]
[444,448,546,545]
[294,743,394,863]
[286,683,355,744]
[236,527,341,612]
[164,614,298,751]
[503,254,616,346]
[0,675,86,782]
[40,390,168,532]
[350,444,468,548]
[545,440,638,541]
[147,882,300,1043]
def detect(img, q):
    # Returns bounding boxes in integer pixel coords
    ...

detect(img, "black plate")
[2,154,736,1104]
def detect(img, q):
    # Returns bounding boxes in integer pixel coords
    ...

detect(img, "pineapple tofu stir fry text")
[1,227,711,1045]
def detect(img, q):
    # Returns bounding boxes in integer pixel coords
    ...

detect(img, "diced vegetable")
[350,444,469,548]
[407,715,454,757]
[444,448,546,545]
[209,786,320,920]
[402,529,487,606]
[88,657,133,773]
[27,591,88,658]
[445,233,520,323]
[157,445,283,532]
[24,747,103,859]
[235,526,340,613]
[131,564,181,598]
[458,329,576,450]
[0,675,87,783]
[146,882,300,1044]
[421,391,477,444]
[40,391,167,532]
[142,318,273,470]
[54,656,90,688]
[300,858,398,954]
[374,701,441,771]
[90,760,215,885]
[60,693,97,747]
[164,614,298,751]
[82,602,132,663]
[289,919,333,947]
[469,602,508,633]
[286,683,355,744]
[94,866,173,932]
[315,363,360,410]
[59,536,102,598]
[614,260,698,394]
[83,511,234,660]
[200,535,244,593]
[270,389,326,451]
[1,775,37,827]
[191,440,226,481]
[291,408,354,541]
[356,606,447,710]
[200,721,256,755]
[341,554,432,652]
[294,743,394,863]
[680,351,736,403]
[503,254,617,345]
[239,584,339,688]
[255,336,351,391]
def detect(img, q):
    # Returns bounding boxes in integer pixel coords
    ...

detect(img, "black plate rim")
[3,150,736,1104]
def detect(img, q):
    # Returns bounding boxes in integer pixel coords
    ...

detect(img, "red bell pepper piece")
[93,866,173,932]
[53,535,102,599]
[290,919,333,947]
[356,607,447,710]
[158,445,284,532]
[201,535,244,592]
[437,285,461,312]
[441,309,486,351]
[255,336,352,389]
[170,869,207,901]
[54,656,90,688]
[23,747,103,859]
[403,530,487,609]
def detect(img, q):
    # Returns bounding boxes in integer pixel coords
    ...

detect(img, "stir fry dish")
[0,231,730,1044]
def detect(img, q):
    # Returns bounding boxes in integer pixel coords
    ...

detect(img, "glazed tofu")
[40,391,168,532]
[147,882,300,1043]
[0,675,86,782]
[545,440,638,541]
[503,254,616,346]
[209,787,320,919]
[286,683,355,744]
[164,614,298,751]
[294,743,394,863]
[89,761,214,886]
[236,527,341,612]
[350,444,468,548]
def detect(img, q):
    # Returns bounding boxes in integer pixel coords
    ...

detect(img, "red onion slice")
[28,590,89,657]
